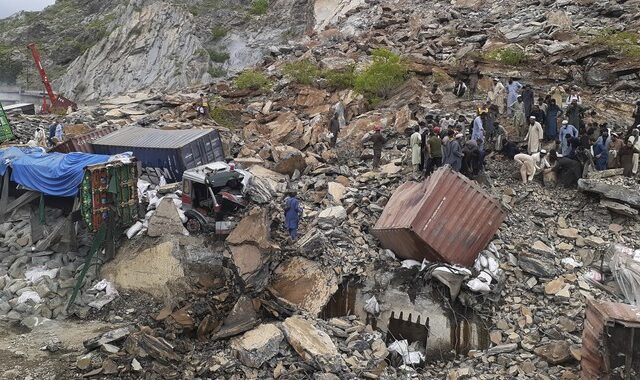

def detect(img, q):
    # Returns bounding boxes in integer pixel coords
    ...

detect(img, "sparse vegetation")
[249,0,269,15]
[210,106,234,128]
[283,60,321,85]
[483,47,528,66]
[323,66,356,90]
[211,26,227,40]
[234,69,272,91]
[208,67,226,78]
[354,48,408,104]
[208,49,230,63]
[594,30,640,57]
[0,45,22,84]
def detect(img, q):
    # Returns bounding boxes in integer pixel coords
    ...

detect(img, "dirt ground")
[0,319,117,380]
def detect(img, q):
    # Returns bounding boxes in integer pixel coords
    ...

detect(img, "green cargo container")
[0,102,14,144]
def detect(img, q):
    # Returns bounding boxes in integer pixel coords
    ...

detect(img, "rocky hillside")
[2,0,639,103]
[0,0,316,100]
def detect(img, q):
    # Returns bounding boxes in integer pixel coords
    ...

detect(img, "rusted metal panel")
[581,299,640,380]
[372,167,505,267]
[51,125,117,154]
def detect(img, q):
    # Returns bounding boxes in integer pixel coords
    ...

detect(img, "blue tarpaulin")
[0,147,111,197]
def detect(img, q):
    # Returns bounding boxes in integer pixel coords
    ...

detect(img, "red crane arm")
[27,43,57,105]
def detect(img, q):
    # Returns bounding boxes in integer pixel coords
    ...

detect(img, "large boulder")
[270,257,338,316]
[231,323,284,368]
[282,316,338,362]
[272,146,307,176]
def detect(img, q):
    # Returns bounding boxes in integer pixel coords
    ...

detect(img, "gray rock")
[518,255,558,278]
[578,179,640,208]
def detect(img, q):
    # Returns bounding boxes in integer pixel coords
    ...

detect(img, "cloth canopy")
[0,147,111,197]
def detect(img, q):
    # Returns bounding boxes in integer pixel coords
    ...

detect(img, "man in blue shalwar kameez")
[284,191,302,240]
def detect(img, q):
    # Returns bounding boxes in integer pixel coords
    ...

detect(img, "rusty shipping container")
[582,299,640,380]
[51,125,118,154]
[371,167,505,267]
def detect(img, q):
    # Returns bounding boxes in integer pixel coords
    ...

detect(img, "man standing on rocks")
[544,99,563,141]
[525,116,544,154]
[199,94,209,118]
[565,99,584,130]
[425,127,443,175]
[466,61,480,99]
[506,78,523,116]
[488,78,506,114]
[522,84,534,120]
[472,112,485,146]
[565,86,582,106]
[513,96,527,140]
[530,104,546,137]
[608,133,624,169]
[328,113,340,148]
[284,191,302,241]
[593,131,609,170]
[453,79,467,98]
[410,126,422,173]
[363,125,386,169]
[444,133,463,171]
[627,128,640,175]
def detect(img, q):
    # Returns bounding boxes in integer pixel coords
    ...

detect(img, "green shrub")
[483,47,528,66]
[354,48,408,104]
[211,26,227,40]
[594,30,640,57]
[208,67,225,78]
[208,49,230,63]
[210,106,234,128]
[234,70,272,91]
[283,60,321,85]
[249,0,269,15]
[323,66,356,90]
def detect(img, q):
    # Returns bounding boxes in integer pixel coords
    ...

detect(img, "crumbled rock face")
[146,198,185,237]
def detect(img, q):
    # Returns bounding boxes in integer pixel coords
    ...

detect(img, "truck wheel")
[186,217,203,233]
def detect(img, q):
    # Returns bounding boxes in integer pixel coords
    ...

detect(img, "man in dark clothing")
[462,140,482,176]
[522,85,534,120]
[420,124,430,171]
[425,127,443,175]
[566,100,585,130]
[552,157,583,188]
[501,139,519,159]
[530,104,546,131]
[633,100,640,128]
[363,125,386,169]
[328,113,340,147]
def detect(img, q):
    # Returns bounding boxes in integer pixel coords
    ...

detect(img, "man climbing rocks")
[284,191,302,241]
[362,125,387,169]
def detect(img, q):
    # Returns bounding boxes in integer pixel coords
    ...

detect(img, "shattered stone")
[231,323,284,368]
[534,341,574,365]
[282,316,338,363]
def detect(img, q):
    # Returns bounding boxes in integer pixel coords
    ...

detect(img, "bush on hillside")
[354,48,408,104]
[234,69,272,91]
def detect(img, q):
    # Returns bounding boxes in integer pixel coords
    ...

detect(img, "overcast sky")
[0,0,55,19]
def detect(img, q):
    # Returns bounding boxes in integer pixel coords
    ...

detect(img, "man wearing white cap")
[513,150,549,184]
[488,78,507,114]
[525,115,544,154]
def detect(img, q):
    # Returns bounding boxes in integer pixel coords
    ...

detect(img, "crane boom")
[27,43,77,113]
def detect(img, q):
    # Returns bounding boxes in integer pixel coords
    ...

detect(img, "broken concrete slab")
[270,257,338,316]
[282,316,338,363]
[578,179,640,208]
[226,208,275,251]
[147,198,185,237]
[231,323,284,368]
[102,239,184,298]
